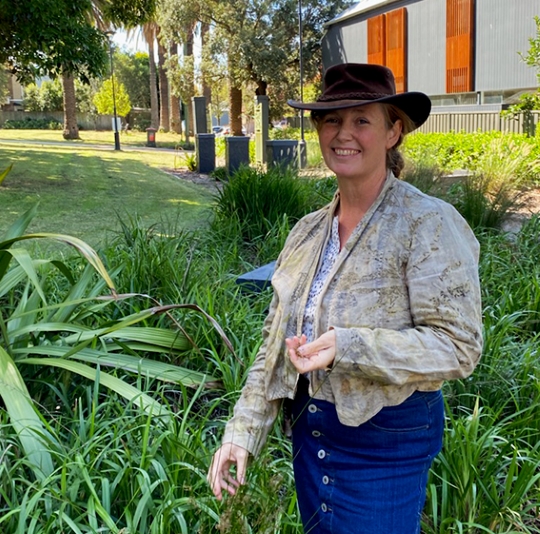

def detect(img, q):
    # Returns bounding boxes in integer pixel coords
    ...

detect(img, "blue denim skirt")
[290,379,444,534]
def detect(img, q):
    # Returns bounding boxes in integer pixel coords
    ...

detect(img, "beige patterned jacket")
[222,173,483,456]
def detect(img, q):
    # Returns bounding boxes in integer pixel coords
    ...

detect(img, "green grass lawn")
[0,128,191,149]
[0,140,216,250]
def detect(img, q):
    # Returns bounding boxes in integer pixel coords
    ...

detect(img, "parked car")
[212,125,224,134]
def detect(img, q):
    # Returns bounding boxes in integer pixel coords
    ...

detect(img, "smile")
[333,148,360,156]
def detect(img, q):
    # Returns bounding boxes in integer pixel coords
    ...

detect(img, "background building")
[322,0,539,113]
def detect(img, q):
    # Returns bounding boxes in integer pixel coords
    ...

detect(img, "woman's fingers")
[208,443,249,501]
[286,331,336,372]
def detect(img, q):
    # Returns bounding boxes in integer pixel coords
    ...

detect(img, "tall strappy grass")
[3,150,540,531]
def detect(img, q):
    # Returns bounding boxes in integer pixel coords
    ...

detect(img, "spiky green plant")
[0,205,222,484]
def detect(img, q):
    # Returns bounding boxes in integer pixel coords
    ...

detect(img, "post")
[298,0,307,168]
[196,134,216,173]
[107,36,121,151]
[192,96,208,134]
[254,95,269,166]
[226,136,250,174]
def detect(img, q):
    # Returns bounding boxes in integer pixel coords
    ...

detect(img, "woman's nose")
[335,119,354,140]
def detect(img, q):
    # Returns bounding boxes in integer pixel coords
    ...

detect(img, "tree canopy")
[93,75,132,117]
[0,0,156,84]
[158,0,352,119]
[0,0,107,83]
[113,51,151,108]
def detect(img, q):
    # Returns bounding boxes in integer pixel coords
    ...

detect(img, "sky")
[111,28,148,54]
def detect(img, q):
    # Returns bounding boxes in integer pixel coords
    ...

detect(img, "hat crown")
[320,63,397,102]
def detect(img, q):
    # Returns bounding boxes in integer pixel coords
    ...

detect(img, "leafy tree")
[23,80,64,112]
[158,0,351,134]
[93,75,132,117]
[75,79,101,115]
[0,67,9,104]
[501,15,540,136]
[1,0,156,139]
[113,51,151,108]
[0,0,107,84]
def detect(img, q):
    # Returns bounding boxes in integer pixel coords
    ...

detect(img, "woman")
[208,63,483,533]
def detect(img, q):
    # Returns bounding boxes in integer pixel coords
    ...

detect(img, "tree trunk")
[201,23,212,105]
[157,32,170,132]
[147,31,159,129]
[184,32,195,138]
[169,42,181,134]
[256,79,267,96]
[229,83,243,136]
[62,74,79,140]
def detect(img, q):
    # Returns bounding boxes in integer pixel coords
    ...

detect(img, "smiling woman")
[209,63,483,534]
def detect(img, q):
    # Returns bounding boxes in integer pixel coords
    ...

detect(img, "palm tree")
[142,22,160,129]
[62,73,80,139]
[169,41,182,134]
[157,27,170,132]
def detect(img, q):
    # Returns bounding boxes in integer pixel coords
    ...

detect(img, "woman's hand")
[286,330,336,373]
[207,442,249,500]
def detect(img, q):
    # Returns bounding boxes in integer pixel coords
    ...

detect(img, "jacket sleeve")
[221,294,283,457]
[331,205,483,386]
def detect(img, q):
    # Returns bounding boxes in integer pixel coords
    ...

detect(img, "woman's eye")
[357,118,369,125]
[324,117,339,124]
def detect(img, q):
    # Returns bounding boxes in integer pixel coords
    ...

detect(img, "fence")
[0,111,113,130]
[0,109,151,131]
[418,110,540,134]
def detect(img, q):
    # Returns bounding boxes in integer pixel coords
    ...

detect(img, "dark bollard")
[226,136,250,174]
[146,127,157,147]
[266,139,299,169]
[196,133,216,174]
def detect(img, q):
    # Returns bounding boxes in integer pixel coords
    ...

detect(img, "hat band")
[318,91,392,102]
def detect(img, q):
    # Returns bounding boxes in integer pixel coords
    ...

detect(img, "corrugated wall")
[322,0,540,95]
[406,0,446,94]
[475,0,538,91]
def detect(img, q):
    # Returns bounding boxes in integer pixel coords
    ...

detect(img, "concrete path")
[0,138,192,153]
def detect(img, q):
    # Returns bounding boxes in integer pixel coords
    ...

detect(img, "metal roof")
[325,0,402,27]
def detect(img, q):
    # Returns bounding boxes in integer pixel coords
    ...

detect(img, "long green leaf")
[0,163,13,186]
[0,203,38,242]
[0,347,54,480]
[6,249,47,304]
[18,358,172,420]
[63,326,189,351]
[0,203,39,280]
[14,346,217,387]
[0,233,115,290]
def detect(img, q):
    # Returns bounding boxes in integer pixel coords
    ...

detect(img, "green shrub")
[404,131,540,186]
[2,117,62,130]
[211,165,320,250]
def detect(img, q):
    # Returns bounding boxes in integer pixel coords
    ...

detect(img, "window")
[386,9,407,93]
[368,14,386,66]
[367,9,407,93]
[446,0,474,93]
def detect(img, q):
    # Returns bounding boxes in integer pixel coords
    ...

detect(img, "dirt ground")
[502,188,540,233]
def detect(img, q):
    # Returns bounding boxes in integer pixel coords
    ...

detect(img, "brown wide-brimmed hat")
[288,63,431,129]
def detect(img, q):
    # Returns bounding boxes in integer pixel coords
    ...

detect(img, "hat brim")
[287,92,431,129]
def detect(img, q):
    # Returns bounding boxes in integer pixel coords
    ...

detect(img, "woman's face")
[317,104,401,182]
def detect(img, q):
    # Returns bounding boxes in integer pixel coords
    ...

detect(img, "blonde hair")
[310,104,415,178]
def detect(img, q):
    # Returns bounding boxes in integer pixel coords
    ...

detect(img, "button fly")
[322,475,329,485]
[321,503,328,512]
[317,449,326,459]
[308,404,317,413]
[312,430,321,437]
